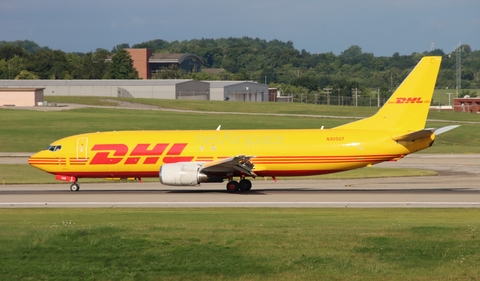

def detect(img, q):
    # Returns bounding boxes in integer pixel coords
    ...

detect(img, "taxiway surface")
[1,154,479,208]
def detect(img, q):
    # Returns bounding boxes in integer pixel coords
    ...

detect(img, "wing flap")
[202,155,257,177]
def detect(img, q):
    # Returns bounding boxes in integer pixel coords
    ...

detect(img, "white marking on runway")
[1,202,480,207]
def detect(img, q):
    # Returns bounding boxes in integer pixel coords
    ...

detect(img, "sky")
[1,0,479,57]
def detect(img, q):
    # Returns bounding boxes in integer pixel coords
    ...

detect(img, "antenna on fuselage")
[216,125,221,130]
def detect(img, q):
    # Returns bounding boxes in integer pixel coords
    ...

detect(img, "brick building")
[125,49,203,79]
[127,49,153,79]
[453,97,480,113]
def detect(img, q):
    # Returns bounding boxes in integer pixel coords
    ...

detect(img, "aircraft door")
[76,138,88,160]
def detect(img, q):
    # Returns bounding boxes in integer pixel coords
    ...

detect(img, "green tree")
[0,44,27,60]
[2,38,480,100]
[0,40,48,54]
[0,55,27,79]
[152,65,184,79]
[104,49,139,79]
[71,51,110,79]
[111,43,130,53]
[27,49,70,79]
[0,59,8,79]
[132,39,170,51]
[15,70,39,79]
[187,71,214,81]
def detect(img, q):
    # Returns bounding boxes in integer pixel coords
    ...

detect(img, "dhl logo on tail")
[388,97,429,104]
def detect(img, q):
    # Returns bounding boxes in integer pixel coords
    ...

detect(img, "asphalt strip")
[2,201,480,208]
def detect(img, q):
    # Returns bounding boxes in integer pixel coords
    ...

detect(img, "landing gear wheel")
[239,179,252,191]
[70,182,80,192]
[226,181,240,193]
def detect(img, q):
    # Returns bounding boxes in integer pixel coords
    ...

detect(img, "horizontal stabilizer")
[392,125,460,142]
[434,125,460,135]
[392,129,435,142]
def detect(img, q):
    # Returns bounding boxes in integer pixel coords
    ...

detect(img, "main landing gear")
[226,179,252,193]
[70,182,80,192]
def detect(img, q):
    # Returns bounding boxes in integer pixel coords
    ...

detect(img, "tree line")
[0,41,137,80]
[1,38,479,100]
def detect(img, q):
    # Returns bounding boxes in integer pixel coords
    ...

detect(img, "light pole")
[446,92,452,107]
[351,88,361,107]
[376,88,380,107]
[323,87,332,105]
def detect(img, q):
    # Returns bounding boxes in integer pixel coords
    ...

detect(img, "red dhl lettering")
[125,143,169,164]
[90,144,128,165]
[394,97,425,104]
[90,143,194,165]
[163,143,195,163]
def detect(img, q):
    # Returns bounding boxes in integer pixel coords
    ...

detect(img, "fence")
[285,93,389,107]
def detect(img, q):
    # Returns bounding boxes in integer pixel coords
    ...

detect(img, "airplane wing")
[201,155,257,177]
[392,125,460,142]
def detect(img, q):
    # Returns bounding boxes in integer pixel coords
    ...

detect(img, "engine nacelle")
[159,162,222,186]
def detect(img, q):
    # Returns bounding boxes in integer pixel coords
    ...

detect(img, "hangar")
[0,80,268,103]
[0,80,210,100]
[208,81,268,101]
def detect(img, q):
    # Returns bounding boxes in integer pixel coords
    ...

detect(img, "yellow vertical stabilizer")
[335,56,442,133]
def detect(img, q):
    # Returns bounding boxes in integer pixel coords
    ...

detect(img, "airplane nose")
[28,152,39,167]
[28,151,47,171]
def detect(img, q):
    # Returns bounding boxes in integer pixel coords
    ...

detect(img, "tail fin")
[335,56,442,133]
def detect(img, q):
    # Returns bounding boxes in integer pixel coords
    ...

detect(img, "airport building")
[453,97,480,113]
[0,80,209,100]
[126,49,203,80]
[208,81,268,101]
[0,88,44,107]
[0,79,269,106]
[0,48,269,106]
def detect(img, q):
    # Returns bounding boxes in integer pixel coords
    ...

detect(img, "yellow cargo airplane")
[29,56,458,192]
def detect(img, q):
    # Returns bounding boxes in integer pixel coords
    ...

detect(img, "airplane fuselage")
[29,128,434,179]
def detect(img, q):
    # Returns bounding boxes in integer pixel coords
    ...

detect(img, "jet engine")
[159,163,222,186]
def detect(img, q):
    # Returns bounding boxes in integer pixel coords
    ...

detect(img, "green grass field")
[1,208,479,281]
[1,96,479,153]
[1,97,479,280]
[49,95,480,122]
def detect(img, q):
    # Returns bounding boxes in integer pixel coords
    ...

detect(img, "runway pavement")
[0,154,479,208]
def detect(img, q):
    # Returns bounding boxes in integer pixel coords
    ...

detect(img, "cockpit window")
[46,145,62,152]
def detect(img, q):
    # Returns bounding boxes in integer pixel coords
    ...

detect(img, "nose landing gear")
[70,182,80,192]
